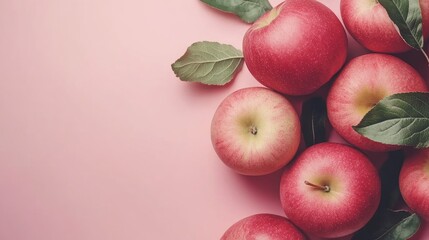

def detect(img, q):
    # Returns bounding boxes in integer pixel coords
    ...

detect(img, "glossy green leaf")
[378,0,423,49]
[300,97,327,147]
[201,0,272,23]
[353,92,429,148]
[353,210,420,240]
[171,41,244,85]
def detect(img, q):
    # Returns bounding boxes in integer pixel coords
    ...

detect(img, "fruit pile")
[172,0,429,239]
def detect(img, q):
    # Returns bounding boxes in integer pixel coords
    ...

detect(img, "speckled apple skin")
[400,149,429,221]
[221,213,306,240]
[243,0,347,96]
[211,87,300,176]
[280,143,381,238]
[327,53,428,152]
[341,0,429,53]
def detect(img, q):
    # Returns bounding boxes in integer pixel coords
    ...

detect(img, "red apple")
[400,149,429,220]
[221,213,306,240]
[327,53,428,152]
[279,142,381,238]
[211,87,300,176]
[341,0,429,53]
[242,0,347,96]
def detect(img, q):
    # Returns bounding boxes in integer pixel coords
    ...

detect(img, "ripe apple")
[279,142,381,238]
[242,0,347,96]
[341,0,429,53]
[211,87,300,176]
[400,149,429,220]
[221,213,306,240]
[327,53,428,152]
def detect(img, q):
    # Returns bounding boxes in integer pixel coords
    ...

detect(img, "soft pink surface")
[0,0,428,240]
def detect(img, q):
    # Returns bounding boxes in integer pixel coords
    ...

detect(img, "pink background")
[0,0,428,239]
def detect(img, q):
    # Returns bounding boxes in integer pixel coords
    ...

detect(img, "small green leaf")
[378,0,423,49]
[171,41,244,85]
[353,92,429,148]
[201,0,272,23]
[300,97,327,147]
[353,210,420,240]
[377,212,421,240]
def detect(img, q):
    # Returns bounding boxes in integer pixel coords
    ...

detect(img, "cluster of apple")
[211,0,429,239]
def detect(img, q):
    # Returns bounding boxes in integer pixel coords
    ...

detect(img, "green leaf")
[352,210,420,240]
[353,92,429,148]
[300,97,327,147]
[377,212,421,240]
[171,41,244,85]
[200,0,272,23]
[378,0,423,49]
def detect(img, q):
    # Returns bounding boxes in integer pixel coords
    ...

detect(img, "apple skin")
[221,213,306,240]
[243,0,347,96]
[279,142,381,238]
[327,53,428,152]
[400,149,429,221]
[341,0,429,53]
[211,87,300,176]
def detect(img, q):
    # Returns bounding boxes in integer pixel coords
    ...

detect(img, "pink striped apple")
[280,142,381,238]
[327,53,428,152]
[243,0,347,96]
[400,149,429,220]
[221,214,306,240]
[341,0,429,53]
[211,87,300,176]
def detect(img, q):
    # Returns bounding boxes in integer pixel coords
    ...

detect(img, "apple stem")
[249,125,258,135]
[420,48,429,66]
[304,180,330,192]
